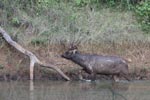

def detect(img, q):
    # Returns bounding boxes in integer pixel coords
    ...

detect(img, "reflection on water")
[0,80,150,100]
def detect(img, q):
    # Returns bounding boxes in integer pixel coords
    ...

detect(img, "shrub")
[135,1,150,33]
[74,0,141,9]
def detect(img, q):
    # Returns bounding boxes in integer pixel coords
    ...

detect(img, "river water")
[0,80,150,100]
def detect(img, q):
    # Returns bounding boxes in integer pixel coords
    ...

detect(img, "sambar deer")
[61,46,130,82]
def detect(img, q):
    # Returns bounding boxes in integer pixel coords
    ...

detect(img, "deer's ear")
[72,49,77,54]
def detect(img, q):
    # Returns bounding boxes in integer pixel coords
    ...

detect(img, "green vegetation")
[0,0,150,47]
[136,1,150,33]
[0,0,150,80]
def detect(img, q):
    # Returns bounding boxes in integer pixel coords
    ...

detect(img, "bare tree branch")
[0,27,70,81]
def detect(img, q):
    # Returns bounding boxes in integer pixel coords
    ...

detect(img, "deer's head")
[61,45,79,59]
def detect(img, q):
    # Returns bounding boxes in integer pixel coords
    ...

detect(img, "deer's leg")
[91,73,96,81]
[79,70,92,82]
[113,75,119,82]
[121,73,131,81]
[78,70,83,80]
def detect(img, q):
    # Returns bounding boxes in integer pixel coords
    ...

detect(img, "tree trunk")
[0,27,70,81]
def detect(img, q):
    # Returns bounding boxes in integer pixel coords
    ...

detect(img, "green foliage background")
[136,1,150,33]
[0,0,149,33]
[0,0,149,47]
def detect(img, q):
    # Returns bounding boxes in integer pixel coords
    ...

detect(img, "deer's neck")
[71,53,87,68]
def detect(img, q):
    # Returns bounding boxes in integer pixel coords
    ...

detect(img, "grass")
[2,5,149,46]
[0,1,150,80]
[1,2,150,56]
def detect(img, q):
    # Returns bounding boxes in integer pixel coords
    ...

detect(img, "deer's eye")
[68,50,73,54]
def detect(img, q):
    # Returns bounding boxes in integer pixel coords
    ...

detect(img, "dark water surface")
[0,80,150,100]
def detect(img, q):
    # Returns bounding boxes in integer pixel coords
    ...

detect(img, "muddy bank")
[0,39,150,81]
[0,65,149,81]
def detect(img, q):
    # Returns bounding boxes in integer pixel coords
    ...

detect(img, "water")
[0,80,150,100]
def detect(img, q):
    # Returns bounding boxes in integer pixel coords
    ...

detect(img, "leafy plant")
[75,0,89,6]
[31,37,48,45]
[11,17,21,27]
[136,1,150,33]
[0,64,4,69]
[75,0,99,6]
[37,0,56,9]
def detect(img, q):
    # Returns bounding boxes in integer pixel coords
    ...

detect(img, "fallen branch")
[0,27,70,81]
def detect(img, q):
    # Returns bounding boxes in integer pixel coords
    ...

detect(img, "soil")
[0,40,150,81]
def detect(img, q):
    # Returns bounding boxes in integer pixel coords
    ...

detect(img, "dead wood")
[0,27,70,81]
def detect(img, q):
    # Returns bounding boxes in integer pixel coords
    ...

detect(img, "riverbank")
[0,1,150,81]
[0,41,150,81]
